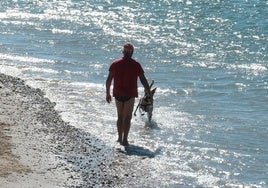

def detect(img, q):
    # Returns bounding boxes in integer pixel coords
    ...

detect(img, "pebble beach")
[0,73,153,188]
[0,74,165,188]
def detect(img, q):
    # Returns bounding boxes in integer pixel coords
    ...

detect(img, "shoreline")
[0,73,157,188]
[0,73,120,187]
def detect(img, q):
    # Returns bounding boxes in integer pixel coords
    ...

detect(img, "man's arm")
[139,73,151,98]
[106,72,113,103]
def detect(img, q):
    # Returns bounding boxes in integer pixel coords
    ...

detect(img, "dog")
[134,80,156,122]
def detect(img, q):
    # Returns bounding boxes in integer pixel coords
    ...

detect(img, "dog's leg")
[139,104,145,116]
[134,104,139,116]
[147,105,153,122]
[134,99,141,116]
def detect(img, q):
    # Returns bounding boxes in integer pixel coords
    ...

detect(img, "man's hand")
[106,72,113,104]
[106,93,112,103]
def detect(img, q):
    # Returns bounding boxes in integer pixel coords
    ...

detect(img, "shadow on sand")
[116,119,161,158]
[118,145,161,158]
[145,120,161,130]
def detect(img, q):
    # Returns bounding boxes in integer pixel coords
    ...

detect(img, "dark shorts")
[115,96,132,102]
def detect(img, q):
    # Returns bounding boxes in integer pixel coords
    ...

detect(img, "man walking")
[106,43,151,146]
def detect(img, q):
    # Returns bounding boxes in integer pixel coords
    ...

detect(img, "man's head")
[122,43,134,58]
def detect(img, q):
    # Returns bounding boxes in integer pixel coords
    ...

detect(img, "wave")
[227,63,267,75]
[0,53,55,64]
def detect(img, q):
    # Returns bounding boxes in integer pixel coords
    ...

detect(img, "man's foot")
[117,139,122,145]
[121,141,129,146]
[117,136,122,143]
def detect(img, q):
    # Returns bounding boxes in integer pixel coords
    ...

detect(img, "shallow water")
[0,0,267,187]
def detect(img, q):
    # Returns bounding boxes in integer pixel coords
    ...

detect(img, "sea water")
[0,0,267,187]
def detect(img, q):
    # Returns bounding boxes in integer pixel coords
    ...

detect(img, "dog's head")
[147,80,156,98]
[150,87,157,97]
[144,81,156,121]
[143,80,156,105]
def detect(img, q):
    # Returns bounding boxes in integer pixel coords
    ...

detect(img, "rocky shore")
[0,73,159,188]
[0,73,122,187]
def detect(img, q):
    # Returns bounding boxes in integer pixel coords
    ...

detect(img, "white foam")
[52,28,73,34]
[227,63,267,75]
[0,53,55,64]
[138,86,177,96]
[25,67,59,74]
[0,65,22,77]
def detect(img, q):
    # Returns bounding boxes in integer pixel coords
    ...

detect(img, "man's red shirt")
[109,57,144,97]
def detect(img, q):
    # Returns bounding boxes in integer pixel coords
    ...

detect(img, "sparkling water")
[0,0,267,187]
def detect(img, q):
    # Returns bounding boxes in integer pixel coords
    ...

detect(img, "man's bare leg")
[115,98,135,146]
[121,98,135,146]
[115,100,124,144]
